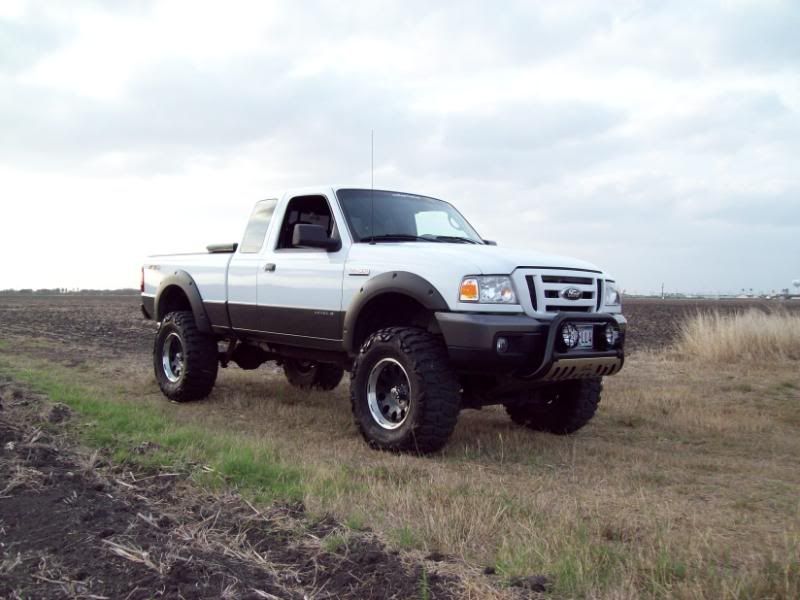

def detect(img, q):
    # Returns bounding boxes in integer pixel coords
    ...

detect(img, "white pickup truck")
[141,186,625,453]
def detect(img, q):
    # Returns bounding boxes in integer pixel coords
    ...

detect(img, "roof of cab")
[274,185,429,199]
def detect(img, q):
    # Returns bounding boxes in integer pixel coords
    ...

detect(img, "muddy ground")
[0,379,469,599]
[0,295,151,359]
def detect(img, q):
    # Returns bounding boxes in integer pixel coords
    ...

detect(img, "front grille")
[596,279,603,311]
[544,290,594,299]
[522,268,600,315]
[541,275,593,285]
[545,305,592,312]
[525,276,538,311]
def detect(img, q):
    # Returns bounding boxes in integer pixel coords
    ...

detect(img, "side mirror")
[483,239,498,246]
[292,224,340,251]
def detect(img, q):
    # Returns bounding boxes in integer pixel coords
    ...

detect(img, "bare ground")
[0,379,463,600]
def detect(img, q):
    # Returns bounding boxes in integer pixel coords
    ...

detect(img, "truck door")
[227,199,278,331]
[254,193,348,348]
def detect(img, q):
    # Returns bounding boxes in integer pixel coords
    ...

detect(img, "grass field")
[1,298,799,598]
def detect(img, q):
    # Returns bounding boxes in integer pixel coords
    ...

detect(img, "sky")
[1,0,798,295]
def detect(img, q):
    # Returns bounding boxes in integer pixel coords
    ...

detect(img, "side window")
[240,199,277,253]
[276,195,336,249]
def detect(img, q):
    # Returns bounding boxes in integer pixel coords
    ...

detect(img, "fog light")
[561,323,579,349]
[604,323,620,347]
[496,337,509,354]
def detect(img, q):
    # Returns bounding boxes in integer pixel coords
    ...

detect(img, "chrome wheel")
[367,358,412,430]
[162,332,184,383]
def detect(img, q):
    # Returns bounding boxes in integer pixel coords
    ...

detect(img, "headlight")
[459,276,517,304]
[604,281,621,306]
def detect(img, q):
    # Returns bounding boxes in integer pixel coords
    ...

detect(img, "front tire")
[350,327,461,453]
[153,311,218,402]
[505,378,602,434]
[283,359,344,391]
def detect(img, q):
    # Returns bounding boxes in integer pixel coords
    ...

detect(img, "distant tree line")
[0,288,139,296]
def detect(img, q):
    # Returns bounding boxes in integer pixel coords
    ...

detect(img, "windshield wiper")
[361,234,441,243]
[430,235,480,244]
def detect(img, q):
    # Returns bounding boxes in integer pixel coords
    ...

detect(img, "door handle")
[264,263,276,272]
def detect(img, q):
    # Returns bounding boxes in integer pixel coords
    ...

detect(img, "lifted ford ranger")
[141,186,625,453]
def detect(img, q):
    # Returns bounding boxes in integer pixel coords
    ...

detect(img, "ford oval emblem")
[562,287,582,301]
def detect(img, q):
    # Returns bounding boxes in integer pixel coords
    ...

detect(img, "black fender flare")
[154,270,212,333]
[342,271,449,353]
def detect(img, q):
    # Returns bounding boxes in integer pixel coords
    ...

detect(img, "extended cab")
[141,186,625,453]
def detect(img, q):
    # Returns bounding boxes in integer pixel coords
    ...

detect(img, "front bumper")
[435,311,626,381]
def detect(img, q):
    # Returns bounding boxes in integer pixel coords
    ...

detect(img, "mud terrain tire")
[505,378,602,434]
[154,311,218,402]
[283,360,345,390]
[351,327,461,453]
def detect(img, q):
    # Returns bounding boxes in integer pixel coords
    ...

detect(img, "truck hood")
[347,242,605,276]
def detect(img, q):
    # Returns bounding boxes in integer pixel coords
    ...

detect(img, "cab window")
[276,195,337,249]
[240,199,277,253]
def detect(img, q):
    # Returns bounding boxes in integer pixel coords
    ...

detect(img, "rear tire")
[505,378,602,434]
[153,311,218,402]
[350,327,461,453]
[283,359,344,390]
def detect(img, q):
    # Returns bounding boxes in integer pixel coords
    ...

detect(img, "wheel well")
[351,293,438,351]
[157,285,192,321]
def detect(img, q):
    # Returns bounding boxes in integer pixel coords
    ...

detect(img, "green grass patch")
[390,525,423,550]
[0,359,305,503]
[644,547,688,595]
[419,564,431,600]
[494,524,630,596]
[321,532,349,553]
[345,513,367,531]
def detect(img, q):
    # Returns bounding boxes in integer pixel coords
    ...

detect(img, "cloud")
[0,0,798,292]
[717,1,800,69]
[0,13,71,73]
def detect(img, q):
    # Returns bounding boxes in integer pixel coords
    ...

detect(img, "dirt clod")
[510,574,550,592]
[47,402,71,423]
[133,440,161,454]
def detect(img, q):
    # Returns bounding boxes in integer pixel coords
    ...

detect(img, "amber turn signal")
[459,278,480,302]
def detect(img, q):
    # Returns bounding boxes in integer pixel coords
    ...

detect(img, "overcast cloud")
[1,0,798,294]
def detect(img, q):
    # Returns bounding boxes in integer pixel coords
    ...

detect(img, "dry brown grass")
[3,339,799,598]
[677,309,800,363]
[100,355,800,597]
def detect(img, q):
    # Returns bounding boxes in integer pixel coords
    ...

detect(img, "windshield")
[336,189,484,244]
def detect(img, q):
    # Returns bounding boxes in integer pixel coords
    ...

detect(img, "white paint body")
[142,186,621,320]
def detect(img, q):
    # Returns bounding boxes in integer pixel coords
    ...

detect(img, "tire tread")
[505,378,602,434]
[154,311,218,402]
[350,327,461,453]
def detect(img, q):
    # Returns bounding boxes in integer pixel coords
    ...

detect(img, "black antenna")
[369,129,375,244]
